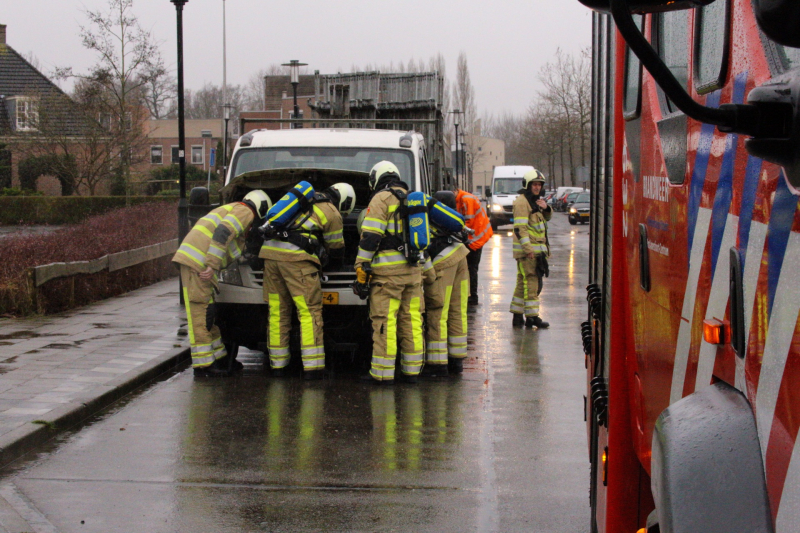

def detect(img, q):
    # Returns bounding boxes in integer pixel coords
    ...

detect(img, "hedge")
[0,196,178,225]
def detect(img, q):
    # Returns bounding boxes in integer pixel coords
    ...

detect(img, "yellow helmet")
[368,161,400,190]
[522,169,546,189]
[243,190,272,219]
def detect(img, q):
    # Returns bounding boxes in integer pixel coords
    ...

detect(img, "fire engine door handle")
[639,224,651,292]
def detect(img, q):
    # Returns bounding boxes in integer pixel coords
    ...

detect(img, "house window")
[15,98,38,132]
[151,146,163,165]
[191,146,204,165]
[171,146,180,164]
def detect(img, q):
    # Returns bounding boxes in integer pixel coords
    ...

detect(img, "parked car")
[560,191,580,212]
[568,192,590,225]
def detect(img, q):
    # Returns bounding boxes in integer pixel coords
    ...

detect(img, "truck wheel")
[491,219,498,232]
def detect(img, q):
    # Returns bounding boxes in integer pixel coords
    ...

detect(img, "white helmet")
[522,168,546,190]
[329,183,356,215]
[243,190,272,219]
[368,161,400,190]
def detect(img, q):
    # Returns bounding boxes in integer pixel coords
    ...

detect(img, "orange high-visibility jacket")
[455,190,493,251]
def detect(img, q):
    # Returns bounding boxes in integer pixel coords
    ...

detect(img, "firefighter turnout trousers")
[263,259,325,371]
[510,256,543,317]
[180,265,227,368]
[368,270,425,381]
[425,258,469,364]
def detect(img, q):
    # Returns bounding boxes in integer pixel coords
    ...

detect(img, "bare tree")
[141,61,176,119]
[56,0,164,197]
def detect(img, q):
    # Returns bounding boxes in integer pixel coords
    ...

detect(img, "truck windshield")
[232,147,415,186]
[493,178,523,194]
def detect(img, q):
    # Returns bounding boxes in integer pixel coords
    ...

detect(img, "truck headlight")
[218,264,243,286]
[492,203,503,213]
[570,207,577,214]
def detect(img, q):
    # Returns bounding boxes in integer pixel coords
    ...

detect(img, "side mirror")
[753,0,800,48]
[578,0,711,13]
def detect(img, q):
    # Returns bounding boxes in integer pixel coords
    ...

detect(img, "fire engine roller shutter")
[650,381,773,533]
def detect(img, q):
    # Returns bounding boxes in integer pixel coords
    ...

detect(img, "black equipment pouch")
[535,253,550,278]
[427,235,453,261]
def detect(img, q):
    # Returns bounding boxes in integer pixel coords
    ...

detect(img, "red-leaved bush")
[1,202,179,316]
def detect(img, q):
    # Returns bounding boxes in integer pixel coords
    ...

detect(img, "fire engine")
[576,0,800,531]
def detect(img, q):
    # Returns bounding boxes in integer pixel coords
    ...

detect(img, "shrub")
[0,187,43,197]
[0,202,179,316]
[0,196,177,225]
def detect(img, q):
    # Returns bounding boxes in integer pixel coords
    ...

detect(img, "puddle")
[0,342,12,346]
[43,344,76,350]
[0,331,66,341]
[1,356,18,364]
[92,323,110,329]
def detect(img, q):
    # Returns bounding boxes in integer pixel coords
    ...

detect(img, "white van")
[210,128,433,354]
[488,165,533,230]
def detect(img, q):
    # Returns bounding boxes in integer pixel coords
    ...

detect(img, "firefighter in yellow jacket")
[173,190,271,377]
[355,161,425,384]
[259,183,354,380]
[511,169,551,329]
[422,190,470,377]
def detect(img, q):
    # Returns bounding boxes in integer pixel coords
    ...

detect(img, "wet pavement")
[0,214,591,532]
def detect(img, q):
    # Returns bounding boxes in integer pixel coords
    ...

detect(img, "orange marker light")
[637,529,647,533]
[703,318,728,345]
[602,446,609,486]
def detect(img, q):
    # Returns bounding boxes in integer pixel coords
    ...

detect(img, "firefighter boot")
[512,313,525,327]
[448,357,464,374]
[304,370,324,381]
[193,357,233,378]
[421,364,449,378]
[526,316,550,329]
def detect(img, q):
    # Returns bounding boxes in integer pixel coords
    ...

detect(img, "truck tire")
[491,218,498,232]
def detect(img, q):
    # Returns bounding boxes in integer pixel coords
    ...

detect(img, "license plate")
[323,292,339,305]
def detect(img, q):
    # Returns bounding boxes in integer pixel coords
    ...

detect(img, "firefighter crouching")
[355,161,425,384]
[259,182,355,380]
[454,188,493,305]
[422,191,470,377]
[173,190,272,377]
[510,169,551,329]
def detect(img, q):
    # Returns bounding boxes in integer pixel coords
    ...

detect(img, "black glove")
[535,254,550,278]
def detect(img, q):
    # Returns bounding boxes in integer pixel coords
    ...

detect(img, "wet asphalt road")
[0,214,591,532]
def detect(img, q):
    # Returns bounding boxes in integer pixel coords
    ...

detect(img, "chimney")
[0,25,6,45]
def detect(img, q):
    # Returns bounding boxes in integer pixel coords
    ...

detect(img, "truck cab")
[212,128,431,355]
[488,165,533,230]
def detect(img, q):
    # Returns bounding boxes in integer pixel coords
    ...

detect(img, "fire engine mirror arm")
[609,0,761,137]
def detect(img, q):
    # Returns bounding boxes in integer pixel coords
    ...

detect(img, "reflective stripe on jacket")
[511,193,551,259]
[172,202,256,272]
[258,201,344,265]
[456,190,493,250]
[356,186,419,275]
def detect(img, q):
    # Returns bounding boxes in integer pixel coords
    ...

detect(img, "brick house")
[0,23,87,195]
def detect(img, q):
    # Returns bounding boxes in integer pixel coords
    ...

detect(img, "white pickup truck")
[206,128,434,356]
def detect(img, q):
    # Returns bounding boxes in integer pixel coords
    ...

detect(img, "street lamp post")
[282,60,307,128]
[451,109,460,187]
[460,132,468,190]
[222,103,232,179]
[171,0,189,240]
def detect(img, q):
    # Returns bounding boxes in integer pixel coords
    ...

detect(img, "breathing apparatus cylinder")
[266,181,315,228]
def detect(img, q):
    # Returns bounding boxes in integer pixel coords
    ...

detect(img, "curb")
[0,345,190,468]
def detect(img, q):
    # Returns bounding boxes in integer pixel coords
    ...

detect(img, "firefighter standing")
[355,161,425,384]
[259,183,355,380]
[455,189,493,305]
[173,190,271,377]
[422,191,470,376]
[510,169,551,329]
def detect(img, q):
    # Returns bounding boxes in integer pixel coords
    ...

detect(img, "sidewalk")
[0,278,188,466]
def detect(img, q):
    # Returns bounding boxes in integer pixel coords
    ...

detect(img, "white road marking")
[695,214,739,390]
[670,207,712,404]
[755,232,800,465]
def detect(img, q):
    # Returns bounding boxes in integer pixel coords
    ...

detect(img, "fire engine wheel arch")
[649,381,773,533]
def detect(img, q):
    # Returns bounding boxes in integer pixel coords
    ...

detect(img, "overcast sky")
[2,0,592,118]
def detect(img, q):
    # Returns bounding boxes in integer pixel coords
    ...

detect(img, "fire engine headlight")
[492,203,503,213]
[570,207,577,214]
[218,264,243,286]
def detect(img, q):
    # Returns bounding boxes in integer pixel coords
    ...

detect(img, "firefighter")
[355,161,425,384]
[455,188,493,305]
[510,169,551,329]
[259,182,354,380]
[422,190,470,376]
[173,190,272,377]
